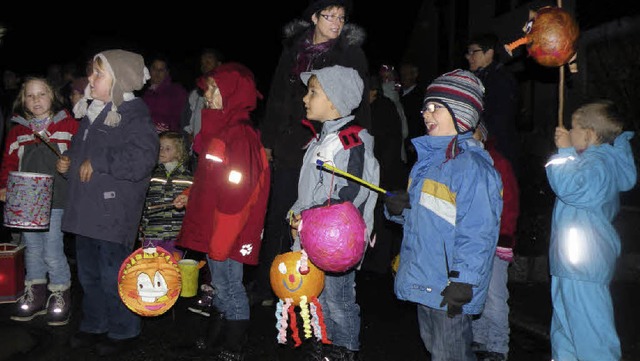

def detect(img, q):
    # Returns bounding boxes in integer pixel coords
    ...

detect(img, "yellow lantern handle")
[315,160,391,196]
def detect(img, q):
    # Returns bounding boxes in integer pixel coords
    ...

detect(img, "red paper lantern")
[505,6,579,67]
[299,201,367,272]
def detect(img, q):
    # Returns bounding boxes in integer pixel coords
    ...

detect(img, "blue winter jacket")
[546,131,637,283]
[61,98,159,247]
[390,133,503,314]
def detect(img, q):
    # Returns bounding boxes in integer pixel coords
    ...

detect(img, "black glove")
[384,191,411,216]
[439,282,473,318]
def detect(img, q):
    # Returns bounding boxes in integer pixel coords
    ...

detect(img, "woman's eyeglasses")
[465,49,483,57]
[319,13,347,23]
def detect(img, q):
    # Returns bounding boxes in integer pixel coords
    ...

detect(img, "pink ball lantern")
[299,201,367,272]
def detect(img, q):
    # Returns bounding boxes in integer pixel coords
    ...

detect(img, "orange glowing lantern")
[505,6,579,67]
[118,246,182,317]
[270,250,330,346]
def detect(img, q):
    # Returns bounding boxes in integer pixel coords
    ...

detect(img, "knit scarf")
[29,117,51,133]
[292,31,335,76]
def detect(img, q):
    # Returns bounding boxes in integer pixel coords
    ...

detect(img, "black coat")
[370,95,405,190]
[261,20,371,170]
[474,61,519,168]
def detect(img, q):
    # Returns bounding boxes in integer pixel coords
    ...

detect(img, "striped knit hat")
[423,69,485,134]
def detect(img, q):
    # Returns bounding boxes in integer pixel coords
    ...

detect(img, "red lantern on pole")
[505,6,579,67]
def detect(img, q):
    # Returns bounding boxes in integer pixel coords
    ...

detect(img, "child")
[288,64,380,360]
[0,77,79,326]
[545,100,636,361]
[56,49,159,357]
[140,130,192,258]
[384,69,503,360]
[173,62,270,360]
[472,122,520,361]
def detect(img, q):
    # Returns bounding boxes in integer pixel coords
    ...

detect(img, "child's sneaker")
[187,284,215,317]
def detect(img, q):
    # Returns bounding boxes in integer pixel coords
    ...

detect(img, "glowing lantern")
[270,251,329,347]
[299,201,367,272]
[505,6,579,67]
[118,246,182,317]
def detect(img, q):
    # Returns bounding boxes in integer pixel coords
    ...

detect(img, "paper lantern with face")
[118,246,182,317]
[270,250,330,347]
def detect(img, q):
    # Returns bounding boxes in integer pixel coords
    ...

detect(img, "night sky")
[0,1,424,94]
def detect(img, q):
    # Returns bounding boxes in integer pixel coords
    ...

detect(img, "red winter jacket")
[486,139,519,249]
[0,109,79,208]
[177,63,270,265]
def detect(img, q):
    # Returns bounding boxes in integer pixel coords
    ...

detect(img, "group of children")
[0,36,635,361]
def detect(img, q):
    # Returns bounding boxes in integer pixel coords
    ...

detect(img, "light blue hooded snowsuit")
[545,131,637,361]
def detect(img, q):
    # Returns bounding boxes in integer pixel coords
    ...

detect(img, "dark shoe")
[168,314,226,359]
[322,344,357,361]
[301,340,324,361]
[46,287,71,326]
[221,319,249,352]
[187,284,216,317]
[95,337,138,357]
[167,336,212,359]
[69,331,106,349]
[10,281,48,322]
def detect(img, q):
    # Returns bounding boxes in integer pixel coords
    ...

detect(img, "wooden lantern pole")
[557,0,564,128]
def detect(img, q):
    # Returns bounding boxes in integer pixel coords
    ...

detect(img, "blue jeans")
[417,304,475,361]
[75,236,141,340]
[319,270,360,351]
[472,256,510,355]
[208,257,249,321]
[23,209,70,287]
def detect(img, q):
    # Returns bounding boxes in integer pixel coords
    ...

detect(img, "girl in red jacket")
[0,77,79,326]
[174,62,270,360]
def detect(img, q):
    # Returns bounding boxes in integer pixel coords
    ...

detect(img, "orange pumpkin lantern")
[270,250,324,305]
[118,246,182,317]
[270,250,330,346]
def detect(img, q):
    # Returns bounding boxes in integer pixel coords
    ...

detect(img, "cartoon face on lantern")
[270,251,324,306]
[118,247,182,316]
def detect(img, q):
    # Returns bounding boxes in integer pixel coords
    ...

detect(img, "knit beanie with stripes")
[423,69,485,134]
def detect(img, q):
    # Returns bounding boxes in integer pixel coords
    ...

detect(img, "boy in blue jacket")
[385,69,503,360]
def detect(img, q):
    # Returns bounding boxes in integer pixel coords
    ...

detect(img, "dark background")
[0,1,424,94]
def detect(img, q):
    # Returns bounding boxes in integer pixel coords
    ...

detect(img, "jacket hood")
[197,62,259,124]
[282,19,366,48]
[611,131,637,191]
[11,109,72,128]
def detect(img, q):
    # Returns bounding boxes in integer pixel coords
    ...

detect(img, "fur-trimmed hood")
[282,19,366,48]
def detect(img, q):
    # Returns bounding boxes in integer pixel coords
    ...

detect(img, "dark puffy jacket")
[62,98,159,247]
[260,20,371,170]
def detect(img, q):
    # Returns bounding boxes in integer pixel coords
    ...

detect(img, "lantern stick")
[315,159,390,196]
[147,202,175,212]
[557,0,564,128]
[33,132,62,158]
[558,65,565,128]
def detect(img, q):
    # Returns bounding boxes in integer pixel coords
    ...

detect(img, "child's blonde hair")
[159,131,188,164]
[12,76,65,119]
[572,100,624,144]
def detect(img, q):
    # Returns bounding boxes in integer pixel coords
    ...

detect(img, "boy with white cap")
[288,64,379,360]
[385,69,503,360]
[57,49,159,357]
